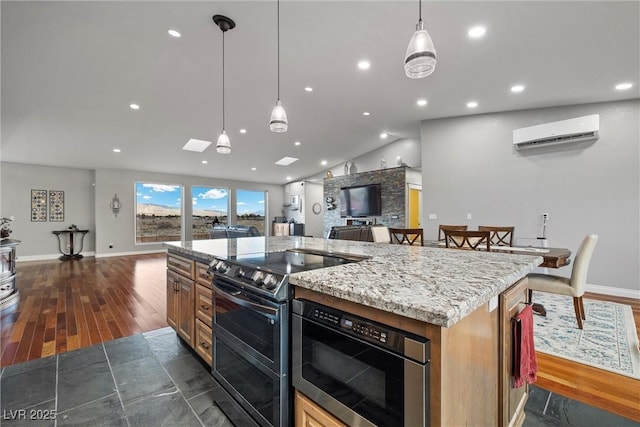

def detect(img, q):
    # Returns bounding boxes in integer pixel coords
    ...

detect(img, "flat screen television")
[340,184,382,218]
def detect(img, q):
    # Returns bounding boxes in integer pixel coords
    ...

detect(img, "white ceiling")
[2,1,638,185]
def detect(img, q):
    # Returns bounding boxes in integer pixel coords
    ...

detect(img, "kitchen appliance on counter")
[292,299,431,427]
[208,248,368,427]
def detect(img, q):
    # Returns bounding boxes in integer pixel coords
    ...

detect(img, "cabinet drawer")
[195,319,213,367]
[195,262,213,288]
[167,253,195,279]
[195,283,213,327]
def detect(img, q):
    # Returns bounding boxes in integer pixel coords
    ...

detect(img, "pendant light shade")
[404,1,436,79]
[269,100,288,132]
[213,14,235,154]
[269,0,288,132]
[216,130,231,154]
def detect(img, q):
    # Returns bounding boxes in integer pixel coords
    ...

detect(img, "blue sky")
[136,183,264,215]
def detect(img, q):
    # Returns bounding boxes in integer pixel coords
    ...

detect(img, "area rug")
[531,293,640,379]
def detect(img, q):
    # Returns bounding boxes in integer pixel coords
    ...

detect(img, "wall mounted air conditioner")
[513,114,599,149]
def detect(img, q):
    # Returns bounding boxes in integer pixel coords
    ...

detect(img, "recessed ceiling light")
[321,160,327,166]
[417,99,428,106]
[294,141,301,146]
[380,132,388,139]
[511,84,525,93]
[129,103,140,110]
[168,29,181,38]
[304,87,313,92]
[113,148,121,153]
[251,167,257,171]
[182,138,212,152]
[286,176,292,181]
[615,82,633,90]
[468,26,486,38]
[275,156,299,166]
[358,60,370,70]
[239,129,247,134]
[362,112,370,116]
[467,101,478,108]
[202,160,208,164]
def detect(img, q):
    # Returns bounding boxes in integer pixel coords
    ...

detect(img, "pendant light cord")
[418,0,423,24]
[222,30,225,129]
[277,0,280,101]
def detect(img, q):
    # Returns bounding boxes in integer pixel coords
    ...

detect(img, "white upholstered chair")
[371,226,390,243]
[527,234,598,329]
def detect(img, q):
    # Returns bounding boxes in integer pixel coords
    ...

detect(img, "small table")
[52,229,89,260]
[388,228,424,246]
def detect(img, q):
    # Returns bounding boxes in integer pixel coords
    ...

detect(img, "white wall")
[94,168,285,256]
[1,163,95,257]
[282,181,324,238]
[0,163,284,258]
[421,99,639,293]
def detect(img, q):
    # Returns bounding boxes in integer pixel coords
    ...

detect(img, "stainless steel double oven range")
[207,248,365,427]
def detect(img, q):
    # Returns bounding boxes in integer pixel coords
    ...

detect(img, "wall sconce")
[110,194,122,217]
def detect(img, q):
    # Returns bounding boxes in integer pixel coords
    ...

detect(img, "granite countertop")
[165,236,542,328]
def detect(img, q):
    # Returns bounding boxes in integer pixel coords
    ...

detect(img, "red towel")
[512,304,538,388]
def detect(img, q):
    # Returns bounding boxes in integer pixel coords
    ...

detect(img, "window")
[135,182,182,243]
[236,190,266,235]
[192,186,229,240]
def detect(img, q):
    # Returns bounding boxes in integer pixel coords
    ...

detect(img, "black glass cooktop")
[231,249,366,275]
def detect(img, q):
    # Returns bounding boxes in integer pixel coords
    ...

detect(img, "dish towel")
[512,304,538,388]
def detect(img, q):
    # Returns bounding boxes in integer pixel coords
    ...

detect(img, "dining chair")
[389,228,424,246]
[371,226,391,243]
[443,230,491,251]
[438,224,468,241]
[478,226,515,246]
[527,234,598,329]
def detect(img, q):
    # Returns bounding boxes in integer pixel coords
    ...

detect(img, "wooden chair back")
[478,226,515,246]
[443,230,491,251]
[438,224,468,241]
[389,228,424,246]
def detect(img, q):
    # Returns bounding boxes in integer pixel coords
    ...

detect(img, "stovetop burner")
[209,248,368,301]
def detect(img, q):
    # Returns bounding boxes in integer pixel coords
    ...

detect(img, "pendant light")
[404,0,436,79]
[213,15,235,154]
[269,0,288,132]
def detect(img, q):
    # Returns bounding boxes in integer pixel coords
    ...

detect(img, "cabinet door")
[499,277,529,427]
[166,270,180,330]
[167,253,195,279]
[177,276,195,347]
[195,319,213,366]
[295,391,346,427]
[195,283,213,327]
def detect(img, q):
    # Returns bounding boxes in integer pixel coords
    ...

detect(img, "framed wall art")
[49,190,64,222]
[31,189,47,222]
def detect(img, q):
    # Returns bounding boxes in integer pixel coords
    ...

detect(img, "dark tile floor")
[0,327,232,427]
[1,327,637,427]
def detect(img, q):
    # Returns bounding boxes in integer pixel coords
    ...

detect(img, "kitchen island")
[165,236,542,426]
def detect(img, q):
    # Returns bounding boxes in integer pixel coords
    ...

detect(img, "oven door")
[292,313,429,427]
[212,275,288,374]
[213,332,289,427]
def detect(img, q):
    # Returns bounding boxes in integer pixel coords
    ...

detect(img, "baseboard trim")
[17,249,167,262]
[17,252,97,262]
[586,284,640,300]
[95,249,166,258]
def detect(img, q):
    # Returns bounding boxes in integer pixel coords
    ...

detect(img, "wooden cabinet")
[295,391,347,427]
[195,319,213,366]
[195,283,213,327]
[499,277,530,427]
[166,269,195,346]
[166,253,197,347]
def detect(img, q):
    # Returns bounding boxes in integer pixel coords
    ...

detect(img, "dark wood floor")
[0,254,167,366]
[1,253,638,421]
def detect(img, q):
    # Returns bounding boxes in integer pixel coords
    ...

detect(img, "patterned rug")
[531,293,640,379]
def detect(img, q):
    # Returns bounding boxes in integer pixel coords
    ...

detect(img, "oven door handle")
[213,282,279,318]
